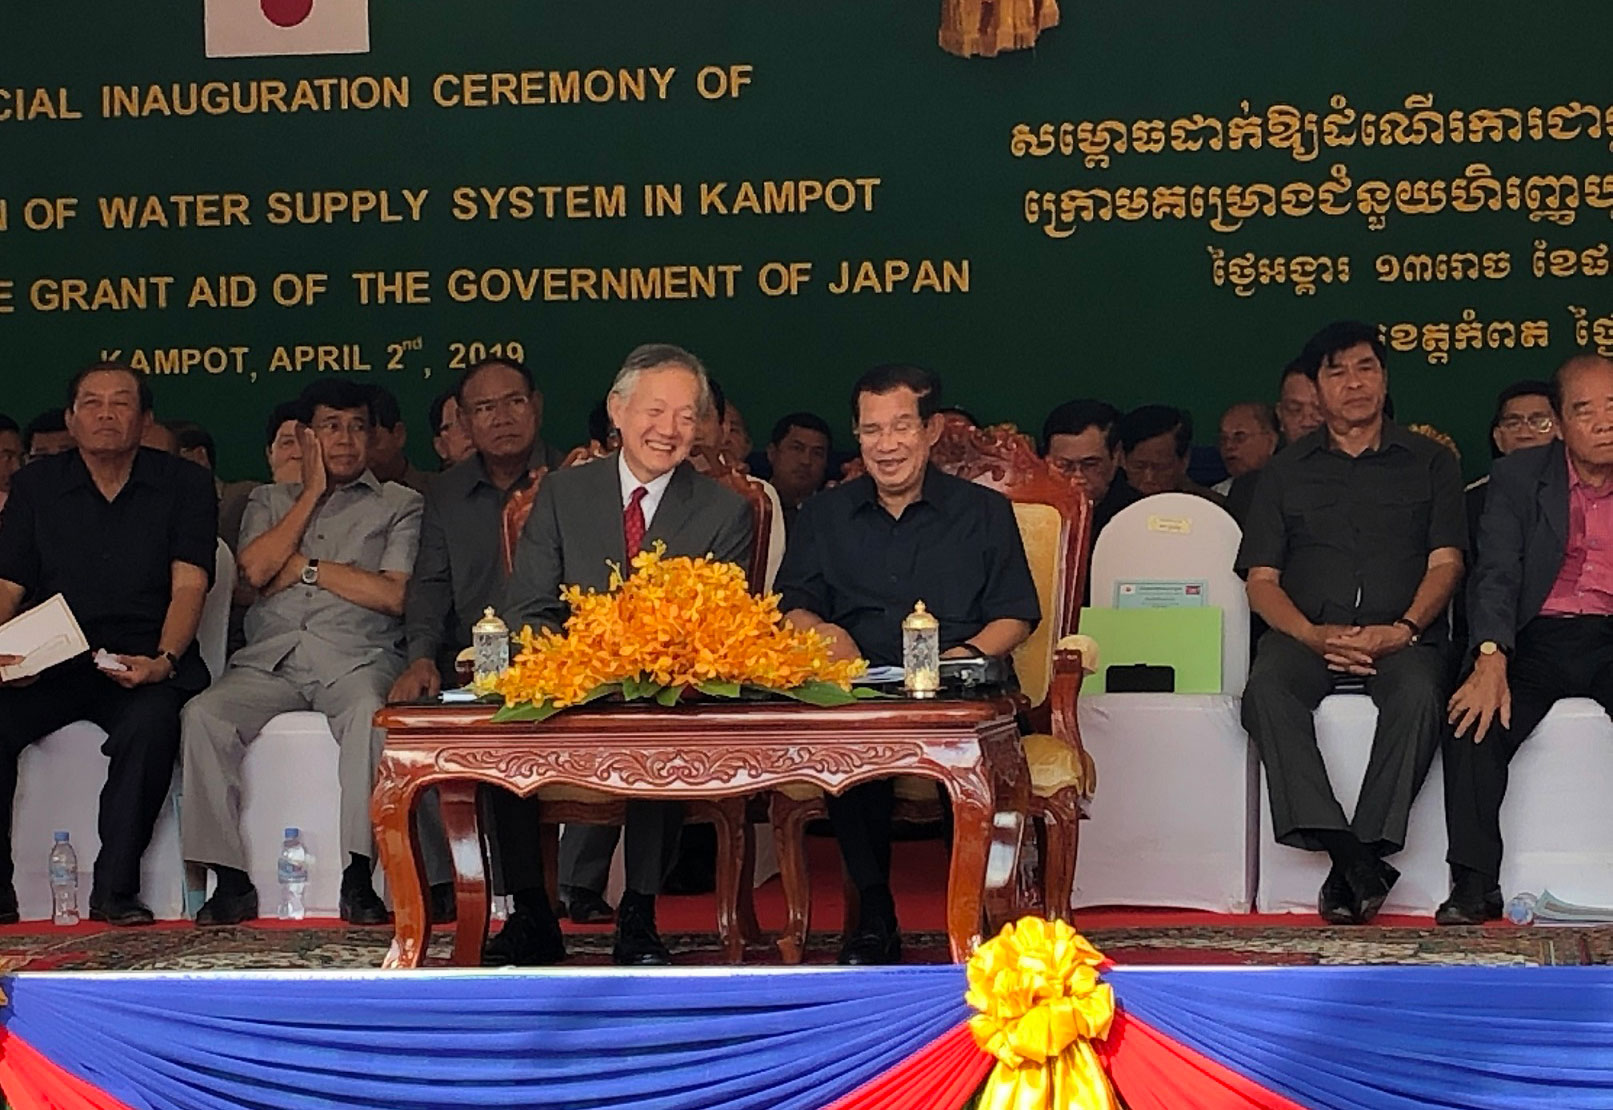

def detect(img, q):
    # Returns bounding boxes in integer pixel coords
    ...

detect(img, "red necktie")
[623,485,648,555]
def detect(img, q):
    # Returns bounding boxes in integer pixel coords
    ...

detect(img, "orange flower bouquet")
[488,543,871,722]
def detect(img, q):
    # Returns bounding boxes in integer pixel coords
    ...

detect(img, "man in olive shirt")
[1238,321,1465,925]
[182,380,422,927]
[777,364,1040,965]
[389,358,567,941]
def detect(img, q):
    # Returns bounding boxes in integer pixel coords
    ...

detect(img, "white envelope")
[0,594,90,682]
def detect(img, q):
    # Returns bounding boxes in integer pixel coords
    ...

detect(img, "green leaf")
[490,700,564,723]
[768,681,859,708]
[577,683,621,705]
[696,680,743,699]
[851,686,895,700]
[655,684,686,706]
[620,676,651,700]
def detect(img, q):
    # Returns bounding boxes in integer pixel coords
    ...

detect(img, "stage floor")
[1,839,1600,971]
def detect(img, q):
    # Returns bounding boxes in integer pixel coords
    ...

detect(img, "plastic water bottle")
[277,827,308,920]
[48,831,78,926]
[1505,891,1538,926]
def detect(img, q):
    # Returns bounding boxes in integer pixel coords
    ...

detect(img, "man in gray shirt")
[388,358,566,936]
[181,380,423,926]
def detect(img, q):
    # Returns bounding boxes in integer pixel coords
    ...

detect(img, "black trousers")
[1242,631,1448,854]
[0,664,187,897]
[1443,615,1613,879]
[484,787,683,898]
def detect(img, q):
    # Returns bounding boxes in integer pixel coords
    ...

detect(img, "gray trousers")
[180,656,398,872]
[1242,631,1447,855]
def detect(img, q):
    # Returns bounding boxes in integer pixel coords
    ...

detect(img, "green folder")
[1078,607,1224,694]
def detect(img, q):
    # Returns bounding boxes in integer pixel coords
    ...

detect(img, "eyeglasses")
[1050,456,1109,477]
[1497,414,1555,433]
[854,418,924,444]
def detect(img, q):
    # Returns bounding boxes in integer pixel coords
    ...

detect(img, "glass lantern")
[902,600,940,699]
[472,607,510,685]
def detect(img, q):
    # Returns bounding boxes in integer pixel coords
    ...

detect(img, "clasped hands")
[1304,622,1414,675]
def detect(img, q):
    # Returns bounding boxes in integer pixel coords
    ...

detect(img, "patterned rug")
[0,921,1602,971]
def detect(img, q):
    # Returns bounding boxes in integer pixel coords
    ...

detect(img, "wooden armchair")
[499,445,773,962]
[769,419,1096,961]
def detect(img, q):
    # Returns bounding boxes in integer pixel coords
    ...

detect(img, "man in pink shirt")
[1444,352,1613,923]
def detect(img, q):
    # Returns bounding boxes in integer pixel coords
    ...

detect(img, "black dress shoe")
[89,893,155,927]
[838,917,902,965]
[1345,859,1399,925]
[339,884,391,926]
[0,884,19,926]
[429,882,457,925]
[1436,874,1504,926]
[196,886,258,927]
[563,887,615,925]
[1317,865,1356,925]
[612,892,672,966]
[483,907,567,966]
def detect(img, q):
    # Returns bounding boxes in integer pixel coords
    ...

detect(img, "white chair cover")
[1089,492,1249,695]
[13,724,185,920]
[1500,698,1613,907]
[1072,693,1258,912]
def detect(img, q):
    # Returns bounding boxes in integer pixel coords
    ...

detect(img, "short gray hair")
[608,343,713,416]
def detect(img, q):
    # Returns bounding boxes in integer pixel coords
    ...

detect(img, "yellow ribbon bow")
[965,917,1118,1110]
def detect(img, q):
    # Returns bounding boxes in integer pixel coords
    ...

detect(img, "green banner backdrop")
[3,1,1611,476]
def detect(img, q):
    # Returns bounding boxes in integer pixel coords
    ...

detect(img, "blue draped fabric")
[0,968,971,1110]
[1108,966,1613,1109]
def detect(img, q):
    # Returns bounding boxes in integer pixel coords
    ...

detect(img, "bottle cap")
[902,600,939,631]
[473,607,508,635]
[53,831,69,842]
[283,827,299,839]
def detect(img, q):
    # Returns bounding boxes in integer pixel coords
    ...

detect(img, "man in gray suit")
[494,343,752,966]
[1443,353,1613,923]
[182,380,422,926]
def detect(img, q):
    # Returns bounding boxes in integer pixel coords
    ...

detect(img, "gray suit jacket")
[1468,440,1569,653]
[502,452,753,634]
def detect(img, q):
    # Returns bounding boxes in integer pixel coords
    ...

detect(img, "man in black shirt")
[1040,399,1143,544]
[0,363,216,926]
[777,364,1040,964]
[1237,322,1465,925]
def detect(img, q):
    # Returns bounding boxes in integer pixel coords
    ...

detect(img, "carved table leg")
[711,797,748,964]
[982,724,1034,938]
[373,753,429,969]
[769,792,818,965]
[438,779,490,967]
[944,780,993,963]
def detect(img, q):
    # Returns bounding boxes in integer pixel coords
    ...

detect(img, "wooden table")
[371,697,1029,967]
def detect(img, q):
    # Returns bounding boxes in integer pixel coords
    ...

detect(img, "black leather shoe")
[1317,865,1355,925]
[1345,859,1399,925]
[563,887,615,925]
[0,884,19,926]
[1436,874,1504,926]
[89,893,155,927]
[483,907,567,966]
[838,914,902,965]
[339,884,391,926]
[196,886,259,926]
[612,892,672,966]
[429,882,457,925]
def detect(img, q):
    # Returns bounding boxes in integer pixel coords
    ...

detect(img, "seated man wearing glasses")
[1465,381,1558,558]
[776,363,1040,965]
[1040,399,1141,547]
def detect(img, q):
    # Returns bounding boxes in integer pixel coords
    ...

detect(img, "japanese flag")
[205,0,369,58]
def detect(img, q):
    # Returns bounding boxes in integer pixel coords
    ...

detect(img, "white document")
[0,594,90,682]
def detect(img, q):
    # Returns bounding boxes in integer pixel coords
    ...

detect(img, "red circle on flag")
[260,0,315,27]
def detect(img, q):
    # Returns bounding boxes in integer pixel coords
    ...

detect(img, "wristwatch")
[300,558,321,587]
[1476,640,1510,659]
[1393,617,1421,644]
[159,650,179,678]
